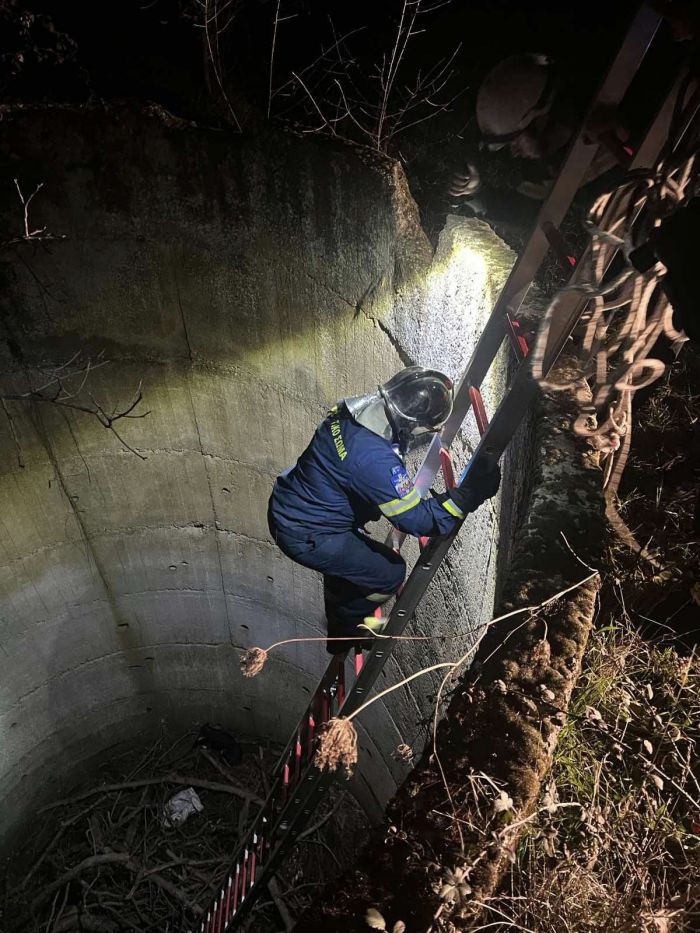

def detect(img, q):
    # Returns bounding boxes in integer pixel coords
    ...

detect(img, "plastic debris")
[162,787,204,827]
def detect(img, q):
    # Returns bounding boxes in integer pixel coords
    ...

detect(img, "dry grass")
[476,348,700,932]
[481,621,700,932]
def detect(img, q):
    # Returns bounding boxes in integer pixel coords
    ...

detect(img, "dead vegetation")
[467,351,700,932]
[0,729,367,933]
[613,351,700,644]
[1,178,150,464]
[483,620,700,933]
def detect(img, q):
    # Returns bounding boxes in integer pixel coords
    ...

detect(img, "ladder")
[192,6,681,929]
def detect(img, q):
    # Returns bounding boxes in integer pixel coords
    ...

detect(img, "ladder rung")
[294,733,302,781]
[598,129,634,167]
[224,876,232,928]
[250,834,258,886]
[241,851,248,896]
[232,864,240,913]
[505,314,529,359]
[468,386,489,436]
[354,648,364,676]
[217,889,226,933]
[438,447,455,488]
[541,220,577,272]
[306,712,315,759]
[419,447,457,550]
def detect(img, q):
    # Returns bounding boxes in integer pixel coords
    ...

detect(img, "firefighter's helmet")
[476,53,555,151]
[379,366,453,452]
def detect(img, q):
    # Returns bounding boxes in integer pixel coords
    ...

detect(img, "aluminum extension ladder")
[192,5,682,929]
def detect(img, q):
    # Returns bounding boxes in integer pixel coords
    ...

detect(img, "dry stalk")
[238,578,595,680]
[201,0,242,130]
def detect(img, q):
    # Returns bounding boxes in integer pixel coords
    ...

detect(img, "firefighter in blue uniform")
[267,367,501,652]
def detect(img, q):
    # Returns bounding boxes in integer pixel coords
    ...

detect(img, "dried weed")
[485,620,700,932]
[314,718,358,776]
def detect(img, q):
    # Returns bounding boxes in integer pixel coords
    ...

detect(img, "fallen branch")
[268,876,295,932]
[39,774,262,813]
[297,792,346,841]
[32,853,131,908]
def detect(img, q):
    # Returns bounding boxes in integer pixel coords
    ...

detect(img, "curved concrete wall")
[0,107,513,851]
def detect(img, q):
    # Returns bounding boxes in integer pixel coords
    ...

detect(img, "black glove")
[446,459,501,514]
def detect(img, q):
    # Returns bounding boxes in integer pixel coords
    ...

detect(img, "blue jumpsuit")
[267,403,465,638]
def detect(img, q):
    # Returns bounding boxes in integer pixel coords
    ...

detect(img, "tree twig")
[32,853,131,908]
[268,0,282,119]
[203,0,242,130]
[39,774,263,813]
[1,361,149,460]
[267,877,295,932]
[297,792,346,841]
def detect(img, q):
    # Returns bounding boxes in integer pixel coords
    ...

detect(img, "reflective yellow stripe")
[366,592,392,603]
[379,487,421,517]
[441,498,464,519]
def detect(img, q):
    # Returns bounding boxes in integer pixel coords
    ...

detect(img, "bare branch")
[272,25,366,102]
[0,355,149,460]
[202,0,242,130]
[4,178,65,249]
[376,0,421,147]
[13,178,45,238]
[268,0,282,119]
[291,71,334,134]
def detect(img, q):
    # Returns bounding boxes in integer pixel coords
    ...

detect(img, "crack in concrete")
[106,446,278,475]
[174,268,195,363]
[348,262,417,367]
[371,316,415,368]
[292,265,357,311]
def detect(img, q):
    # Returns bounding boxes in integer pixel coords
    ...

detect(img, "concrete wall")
[0,105,514,852]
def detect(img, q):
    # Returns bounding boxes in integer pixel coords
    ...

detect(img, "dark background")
[0,1,675,131]
[2,0,687,246]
